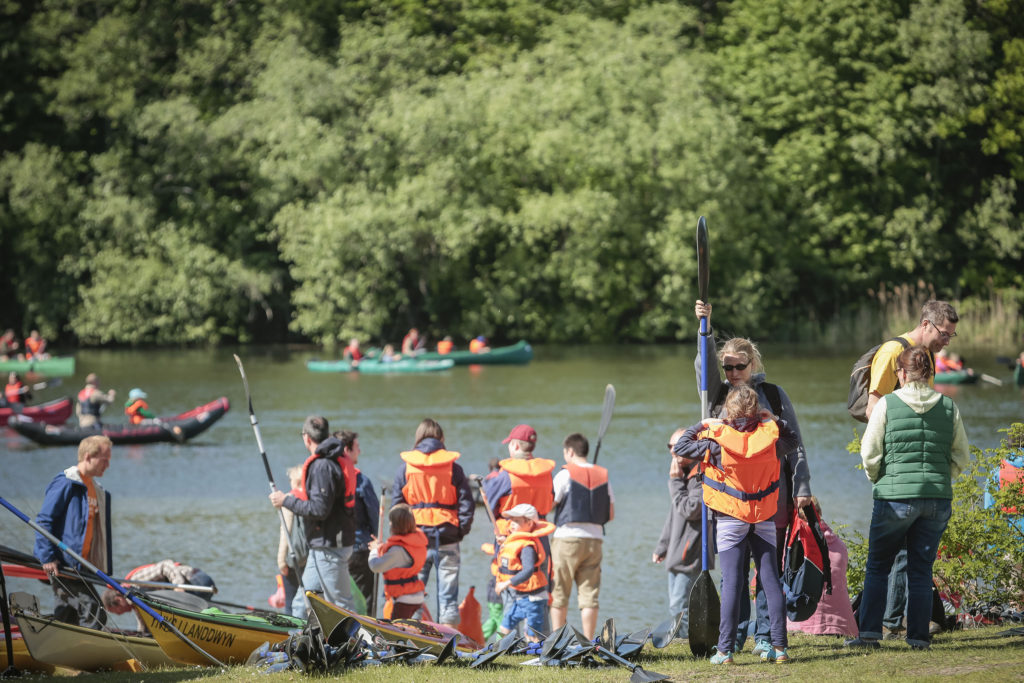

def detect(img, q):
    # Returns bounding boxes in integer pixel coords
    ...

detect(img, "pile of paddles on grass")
[249,613,680,682]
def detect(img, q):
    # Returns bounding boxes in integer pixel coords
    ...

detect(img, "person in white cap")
[124,388,156,424]
[495,503,555,642]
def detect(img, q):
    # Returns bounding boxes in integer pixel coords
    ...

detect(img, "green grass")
[27,625,1024,682]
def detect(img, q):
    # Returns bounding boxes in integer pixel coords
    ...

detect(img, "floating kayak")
[417,340,533,365]
[934,370,980,385]
[307,358,455,373]
[0,396,73,427]
[0,356,75,377]
[9,397,229,446]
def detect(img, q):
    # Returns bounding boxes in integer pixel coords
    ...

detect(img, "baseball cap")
[502,424,537,445]
[128,388,147,401]
[502,503,538,520]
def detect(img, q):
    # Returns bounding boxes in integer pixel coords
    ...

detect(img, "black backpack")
[846,337,910,423]
[287,515,309,574]
[782,505,832,622]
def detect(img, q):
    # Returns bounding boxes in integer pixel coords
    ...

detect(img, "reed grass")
[805,281,1023,349]
[30,623,1024,682]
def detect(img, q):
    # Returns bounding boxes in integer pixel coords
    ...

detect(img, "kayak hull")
[0,356,75,377]
[418,340,533,365]
[0,396,73,427]
[934,370,979,385]
[307,358,455,373]
[9,397,229,446]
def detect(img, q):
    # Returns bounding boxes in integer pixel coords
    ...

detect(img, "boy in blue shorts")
[494,504,555,642]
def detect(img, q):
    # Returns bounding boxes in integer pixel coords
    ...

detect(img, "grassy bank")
[31,624,1024,682]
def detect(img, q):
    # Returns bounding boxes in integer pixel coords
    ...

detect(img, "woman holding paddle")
[693,301,813,655]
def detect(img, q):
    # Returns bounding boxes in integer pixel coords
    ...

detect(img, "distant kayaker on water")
[469,336,490,353]
[0,329,19,361]
[342,338,364,364]
[77,373,116,429]
[693,300,812,656]
[124,388,156,424]
[25,329,48,360]
[5,371,29,407]
[402,328,425,355]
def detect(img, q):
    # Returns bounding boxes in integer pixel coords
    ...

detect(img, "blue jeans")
[668,570,699,638]
[858,498,951,647]
[420,541,461,625]
[292,546,354,618]
[883,547,908,630]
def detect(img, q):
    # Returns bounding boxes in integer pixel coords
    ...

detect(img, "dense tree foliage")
[0,0,1020,347]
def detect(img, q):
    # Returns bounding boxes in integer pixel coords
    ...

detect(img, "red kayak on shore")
[0,397,73,428]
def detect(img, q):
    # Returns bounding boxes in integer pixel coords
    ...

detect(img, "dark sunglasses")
[722,362,750,372]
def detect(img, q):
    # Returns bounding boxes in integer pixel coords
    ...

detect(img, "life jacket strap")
[701,475,779,502]
[385,575,421,586]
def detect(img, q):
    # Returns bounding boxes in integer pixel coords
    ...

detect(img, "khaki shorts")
[549,537,603,609]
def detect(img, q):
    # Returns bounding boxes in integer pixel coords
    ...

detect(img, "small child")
[494,503,555,642]
[124,388,156,424]
[653,427,704,638]
[674,385,799,664]
[369,504,428,619]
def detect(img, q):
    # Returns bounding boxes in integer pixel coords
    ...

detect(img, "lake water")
[2,344,1021,633]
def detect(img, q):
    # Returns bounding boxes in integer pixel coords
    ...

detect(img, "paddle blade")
[650,616,676,649]
[597,384,616,439]
[599,618,616,651]
[697,216,709,303]
[687,570,720,657]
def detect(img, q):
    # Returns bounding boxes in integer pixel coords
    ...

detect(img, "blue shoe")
[760,647,791,663]
[751,639,772,656]
[844,637,880,649]
[709,649,733,665]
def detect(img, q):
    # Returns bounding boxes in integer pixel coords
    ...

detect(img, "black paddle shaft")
[697,216,709,305]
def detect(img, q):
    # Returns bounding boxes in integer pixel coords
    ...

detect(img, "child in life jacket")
[673,384,800,664]
[494,503,556,642]
[369,503,428,619]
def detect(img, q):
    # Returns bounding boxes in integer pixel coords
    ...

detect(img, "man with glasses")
[864,299,958,641]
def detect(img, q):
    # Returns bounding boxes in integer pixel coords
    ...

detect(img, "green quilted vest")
[873,394,955,500]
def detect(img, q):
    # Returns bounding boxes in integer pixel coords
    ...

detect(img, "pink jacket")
[787,520,857,637]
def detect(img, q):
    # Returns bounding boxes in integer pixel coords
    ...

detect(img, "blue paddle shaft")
[698,315,711,569]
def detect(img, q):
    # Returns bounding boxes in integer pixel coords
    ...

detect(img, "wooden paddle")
[688,215,720,658]
[592,384,616,464]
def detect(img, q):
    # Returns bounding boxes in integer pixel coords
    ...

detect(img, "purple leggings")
[718,529,787,654]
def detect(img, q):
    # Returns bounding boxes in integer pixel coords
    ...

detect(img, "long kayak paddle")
[688,215,720,658]
[592,384,616,464]
[233,354,307,599]
[0,496,225,667]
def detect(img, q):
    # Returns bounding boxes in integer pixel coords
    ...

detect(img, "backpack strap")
[762,382,783,418]
[804,505,832,594]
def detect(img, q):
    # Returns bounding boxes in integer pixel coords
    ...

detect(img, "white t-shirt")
[552,463,614,540]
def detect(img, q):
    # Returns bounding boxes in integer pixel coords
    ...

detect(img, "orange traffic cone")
[458,585,485,647]
[268,574,286,609]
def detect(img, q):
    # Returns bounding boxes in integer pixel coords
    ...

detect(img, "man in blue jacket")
[34,435,114,628]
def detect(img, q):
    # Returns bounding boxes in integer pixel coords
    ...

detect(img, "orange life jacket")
[25,337,43,358]
[294,450,357,509]
[125,398,149,424]
[497,458,556,517]
[699,418,781,524]
[999,459,1024,514]
[436,339,454,354]
[469,339,486,353]
[5,381,24,404]
[381,530,428,598]
[497,521,555,593]
[400,449,461,528]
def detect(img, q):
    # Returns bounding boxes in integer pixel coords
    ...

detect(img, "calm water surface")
[2,344,1020,632]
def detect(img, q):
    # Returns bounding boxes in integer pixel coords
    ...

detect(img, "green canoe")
[0,356,75,377]
[417,340,533,365]
[934,370,980,385]
[307,358,454,373]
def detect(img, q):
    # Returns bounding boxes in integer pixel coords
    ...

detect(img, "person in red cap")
[549,432,615,639]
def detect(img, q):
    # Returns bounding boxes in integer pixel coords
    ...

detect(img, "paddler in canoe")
[4,371,30,408]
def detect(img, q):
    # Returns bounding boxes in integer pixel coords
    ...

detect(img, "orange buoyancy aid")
[125,398,149,424]
[497,458,556,517]
[436,339,454,354]
[699,418,781,524]
[381,529,429,597]
[553,462,611,526]
[294,451,357,510]
[497,521,556,593]
[999,459,1024,514]
[469,339,486,353]
[400,449,461,528]
[5,381,24,404]
[25,337,43,358]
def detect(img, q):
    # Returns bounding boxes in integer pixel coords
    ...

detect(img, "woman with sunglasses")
[692,300,813,656]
